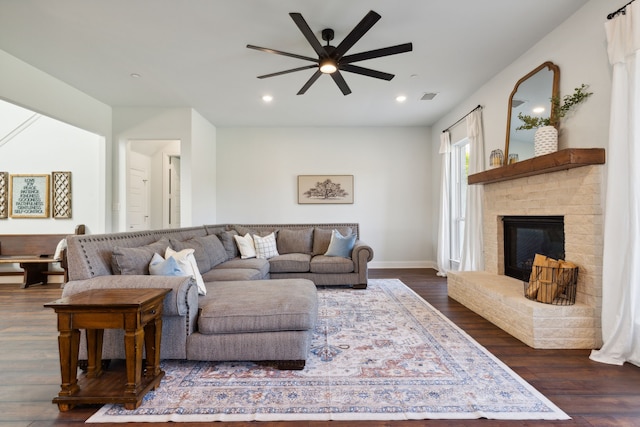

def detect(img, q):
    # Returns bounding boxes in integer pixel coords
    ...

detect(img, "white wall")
[113,107,217,230]
[0,100,103,234]
[429,0,613,258]
[0,49,111,232]
[216,126,433,268]
[189,110,217,226]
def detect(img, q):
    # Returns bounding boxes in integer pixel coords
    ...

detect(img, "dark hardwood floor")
[1,268,639,426]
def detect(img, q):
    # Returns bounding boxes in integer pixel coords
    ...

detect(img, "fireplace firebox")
[503,216,564,280]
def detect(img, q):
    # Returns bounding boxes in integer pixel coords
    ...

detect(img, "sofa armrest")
[61,275,197,317]
[351,240,374,273]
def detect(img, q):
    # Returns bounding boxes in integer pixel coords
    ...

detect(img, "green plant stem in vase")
[516,83,593,130]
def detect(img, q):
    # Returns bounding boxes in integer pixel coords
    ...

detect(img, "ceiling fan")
[246,10,413,95]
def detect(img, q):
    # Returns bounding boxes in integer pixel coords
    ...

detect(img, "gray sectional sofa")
[62,223,373,369]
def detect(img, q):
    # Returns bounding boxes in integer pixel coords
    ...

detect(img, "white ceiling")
[0,0,589,127]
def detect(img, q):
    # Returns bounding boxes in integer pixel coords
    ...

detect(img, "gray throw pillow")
[277,228,313,254]
[312,227,352,255]
[217,230,239,260]
[112,237,170,275]
[168,237,212,273]
[198,234,228,267]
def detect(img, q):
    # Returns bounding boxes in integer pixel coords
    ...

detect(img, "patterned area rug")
[87,279,569,423]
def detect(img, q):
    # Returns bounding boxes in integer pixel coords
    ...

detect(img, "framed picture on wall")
[9,174,50,218]
[298,175,354,204]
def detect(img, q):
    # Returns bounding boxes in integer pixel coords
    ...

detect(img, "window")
[450,138,470,269]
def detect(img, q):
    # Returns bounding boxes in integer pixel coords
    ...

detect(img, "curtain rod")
[608,0,635,19]
[442,105,482,133]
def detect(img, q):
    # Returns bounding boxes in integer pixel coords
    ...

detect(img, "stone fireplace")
[447,149,604,349]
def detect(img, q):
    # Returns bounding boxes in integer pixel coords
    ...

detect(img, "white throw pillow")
[165,247,207,295]
[253,232,279,259]
[233,233,256,259]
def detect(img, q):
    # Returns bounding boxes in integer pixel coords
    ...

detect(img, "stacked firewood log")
[526,254,578,304]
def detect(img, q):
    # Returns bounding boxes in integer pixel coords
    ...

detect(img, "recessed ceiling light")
[262,95,273,103]
[532,106,546,114]
[396,95,407,103]
[130,73,141,78]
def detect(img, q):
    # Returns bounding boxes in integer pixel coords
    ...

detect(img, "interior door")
[127,166,149,230]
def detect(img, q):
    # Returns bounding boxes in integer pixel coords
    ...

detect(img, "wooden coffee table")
[44,288,170,411]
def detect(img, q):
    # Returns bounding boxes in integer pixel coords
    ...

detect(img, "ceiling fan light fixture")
[319,58,338,74]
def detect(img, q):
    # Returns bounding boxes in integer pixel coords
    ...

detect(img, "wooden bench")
[0,224,85,288]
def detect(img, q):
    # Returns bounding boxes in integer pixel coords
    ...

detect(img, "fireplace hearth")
[503,216,564,281]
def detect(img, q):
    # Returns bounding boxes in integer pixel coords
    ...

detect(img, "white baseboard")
[369,261,437,269]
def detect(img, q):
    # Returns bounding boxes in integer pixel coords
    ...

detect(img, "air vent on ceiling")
[512,99,526,108]
[420,92,438,101]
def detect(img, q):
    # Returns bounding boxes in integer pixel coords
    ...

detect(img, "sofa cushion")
[269,253,311,273]
[325,229,357,258]
[201,267,265,282]
[312,226,353,255]
[197,234,228,268]
[112,237,170,275]
[213,257,270,277]
[253,232,279,259]
[310,255,355,274]
[168,237,211,273]
[197,279,318,334]
[216,230,239,260]
[277,228,313,254]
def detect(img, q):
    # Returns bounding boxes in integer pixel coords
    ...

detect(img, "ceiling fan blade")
[341,43,413,64]
[332,10,381,59]
[257,65,318,79]
[246,44,317,63]
[289,13,326,57]
[331,71,352,95]
[341,64,394,81]
[297,70,323,95]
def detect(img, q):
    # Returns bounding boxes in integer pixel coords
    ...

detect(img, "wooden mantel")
[468,148,605,185]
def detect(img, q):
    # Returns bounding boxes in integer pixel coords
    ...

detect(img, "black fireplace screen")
[503,216,564,280]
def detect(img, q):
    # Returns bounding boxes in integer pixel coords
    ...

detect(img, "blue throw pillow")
[324,229,356,258]
[149,252,186,276]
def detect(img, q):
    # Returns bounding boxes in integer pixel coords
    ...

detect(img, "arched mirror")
[504,61,560,162]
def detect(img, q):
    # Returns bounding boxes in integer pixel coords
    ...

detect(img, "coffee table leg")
[56,321,80,410]
[85,329,104,378]
[144,316,163,379]
[124,325,145,402]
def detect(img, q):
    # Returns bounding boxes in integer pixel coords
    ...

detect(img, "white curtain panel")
[591,2,640,367]
[459,109,485,271]
[436,131,451,277]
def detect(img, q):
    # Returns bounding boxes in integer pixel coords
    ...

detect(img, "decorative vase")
[534,126,558,157]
